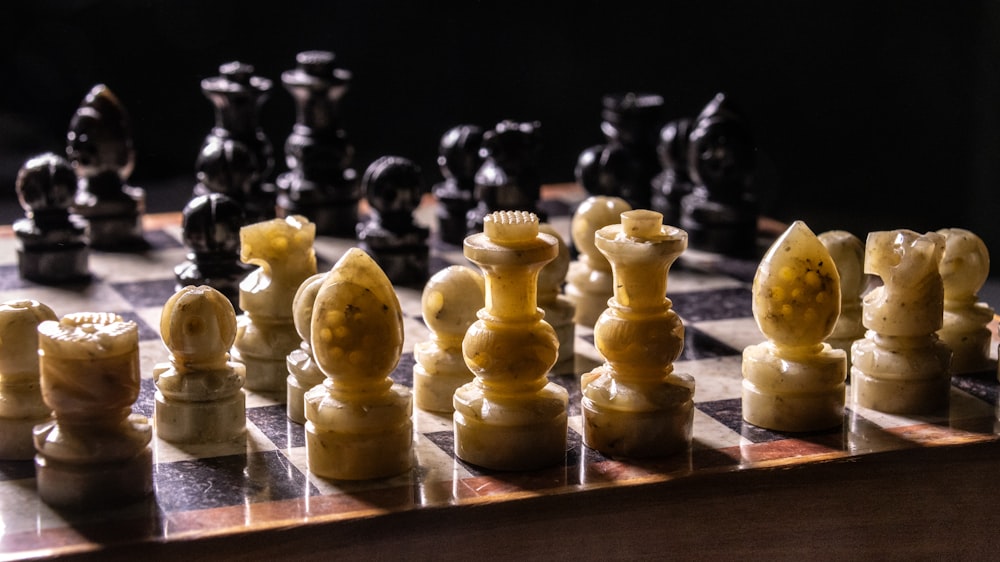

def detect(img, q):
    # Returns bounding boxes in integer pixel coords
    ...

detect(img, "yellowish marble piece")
[287,273,327,424]
[565,196,632,327]
[154,286,246,444]
[0,300,57,460]
[413,265,484,413]
[538,223,575,375]
[935,228,994,375]
[304,248,412,480]
[818,230,867,365]
[742,221,846,432]
[455,210,568,471]
[581,210,695,458]
[852,230,951,414]
[34,312,152,508]
[232,215,317,394]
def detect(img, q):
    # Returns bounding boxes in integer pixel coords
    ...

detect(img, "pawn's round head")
[195,137,260,196]
[0,299,57,375]
[181,193,246,255]
[160,286,237,363]
[437,125,484,182]
[16,153,78,214]
[571,196,632,267]
[421,265,485,338]
[362,156,425,214]
[938,228,990,299]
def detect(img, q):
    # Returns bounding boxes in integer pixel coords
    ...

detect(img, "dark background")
[1,0,998,276]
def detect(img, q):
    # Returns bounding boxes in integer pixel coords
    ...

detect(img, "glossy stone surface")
[565,195,632,328]
[935,228,994,375]
[304,248,412,480]
[154,286,246,444]
[582,210,694,458]
[455,211,567,470]
[852,230,951,414]
[743,221,846,432]
[818,230,867,366]
[0,300,57,460]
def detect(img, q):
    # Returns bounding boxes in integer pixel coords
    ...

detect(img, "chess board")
[1,191,999,561]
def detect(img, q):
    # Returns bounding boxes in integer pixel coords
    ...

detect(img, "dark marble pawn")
[466,120,545,235]
[194,62,276,223]
[432,124,484,246]
[650,117,695,225]
[13,153,90,284]
[680,93,759,258]
[574,92,665,210]
[174,193,250,311]
[276,50,360,237]
[67,84,146,250]
[357,156,429,287]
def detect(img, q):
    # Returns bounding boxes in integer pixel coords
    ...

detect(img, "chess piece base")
[412,361,473,414]
[17,246,89,284]
[742,343,846,432]
[35,448,153,509]
[154,392,246,444]
[0,415,50,460]
[453,383,568,471]
[286,351,324,425]
[304,382,412,480]
[581,371,695,459]
[851,336,952,414]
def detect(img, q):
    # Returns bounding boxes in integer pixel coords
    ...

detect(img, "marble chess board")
[1,199,998,561]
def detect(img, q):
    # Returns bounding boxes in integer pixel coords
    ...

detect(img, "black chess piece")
[466,120,545,235]
[357,156,429,287]
[13,153,90,284]
[650,117,695,225]
[194,61,276,224]
[276,50,360,237]
[680,93,759,258]
[433,124,484,246]
[66,84,146,250]
[574,92,665,210]
[175,193,250,311]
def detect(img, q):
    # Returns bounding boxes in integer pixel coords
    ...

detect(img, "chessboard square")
[669,269,746,294]
[390,352,415,387]
[695,398,775,443]
[951,373,999,406]
[111,278,180,308]
[550,373,582,417]
[133,377,156,418]
[143,229,184,250]
[690,317,763,356]
[247,404,307,449]
[153,450,314,513]
[115,309,159,342]
[691,408,742,451]
[679,325,742,360]
[683,355,743,403]
[0,264,29,290]
[670,287,753,322]
[90,247,187,282]
[0,459,34,482]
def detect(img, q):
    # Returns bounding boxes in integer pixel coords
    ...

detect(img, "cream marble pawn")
[287,273,327,424]
[818,230,867,365]
[0,300,57,460]
[153,286,246,443]
[538,223,575,375]
[581,210,694,458]
[413,265,485,413]
[742,221,846,432]
[34,313,152,508]
[232,215,317,395]
[852,230,952,414]
[304,248,412,480]
[936,228,994,375]
[565,195,632,327]
[455,211,568,471]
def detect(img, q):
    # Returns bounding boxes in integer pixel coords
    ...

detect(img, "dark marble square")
[116,309,159,342]
[134,377,156,419]
[111,278,179,309]
[0,264,29,290]
[696,397,844,444]
[679,325,741,360]
[0,459,35,481]
[670,287,753,322]
[247,404,307,449]
[952,372,999,406]
[153,450,316,512]
[144,229,183,250]
[550,373,583,417]
[391,352,415,387]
